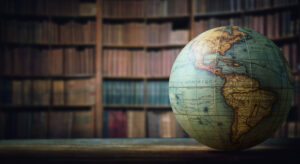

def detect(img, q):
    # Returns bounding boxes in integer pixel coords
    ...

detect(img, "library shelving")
[0,0,99,139]
[0,0,299,139]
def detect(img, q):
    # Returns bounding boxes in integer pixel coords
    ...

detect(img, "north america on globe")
[169,26,293,150]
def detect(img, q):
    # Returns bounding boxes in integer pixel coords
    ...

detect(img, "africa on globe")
[169,26,294,150]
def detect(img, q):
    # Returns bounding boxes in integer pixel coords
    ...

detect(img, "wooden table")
[0,138,299,163]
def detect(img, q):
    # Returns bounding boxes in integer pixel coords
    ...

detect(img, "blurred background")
[0,0,299,139]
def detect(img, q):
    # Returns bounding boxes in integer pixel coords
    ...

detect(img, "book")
[127,110,145,138]
[72,110,92,138]
[53,80,65,105]
[31,111,48,138]
[108,110,127,138]
[147,111,184,138]
[66,79,96,105]
[103,80,144,105]
[48,111,73,138]
[147,81,170,105]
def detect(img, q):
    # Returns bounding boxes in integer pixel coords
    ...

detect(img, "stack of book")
[103,23,189,45]
[0,110,93,139]
[146,0,188,17]
[194,0,298,14]
[102,50,146,76]
[146,49,180,76]
[0,79,95,106]
[102,80,144,105]
[1,20,96,44]
[194,11,299,38]
[102,49,179,77]
[147,81,170,105]
[0,0,96,16]
[0,47,94,76]
[102,109,185,138]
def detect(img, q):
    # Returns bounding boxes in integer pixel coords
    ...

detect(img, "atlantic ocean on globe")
[169,26,294,150]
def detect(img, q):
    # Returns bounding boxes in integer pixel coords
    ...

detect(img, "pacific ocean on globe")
[169,25,294,150]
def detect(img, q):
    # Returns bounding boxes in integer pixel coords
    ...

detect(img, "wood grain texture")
[94,0,103,137]
[0,138,299,163]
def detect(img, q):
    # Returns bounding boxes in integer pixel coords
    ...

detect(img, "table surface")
[0,138,299,163]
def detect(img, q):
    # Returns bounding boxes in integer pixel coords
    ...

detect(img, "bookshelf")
[0,0,299,139]
[99,0,300,139]
[0,0,99,139]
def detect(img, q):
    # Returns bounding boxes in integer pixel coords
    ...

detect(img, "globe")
[169,26,294,150]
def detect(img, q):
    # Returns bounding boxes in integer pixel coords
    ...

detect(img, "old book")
[16,112,32,139]
[147,111,160,138]
[127,110,145,138]
[0,112,8,139]
[31,111,48,138]
[108,110,127,138]
[79,2,96,16]
[12,80,23,105]
[53,80,65,105]
[48,111,73,138]
[66,79,95,105]
[72,110,92,138]
[159,112,172,138]
[23,80,32,105]
[32,80,51,105]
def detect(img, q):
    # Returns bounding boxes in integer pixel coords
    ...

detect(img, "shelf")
[102,44,185,49]
[146,105,172,109]
[103,76,169,80]
[102,15,189,21]
[0,105,93,110]
[0,74,95,80]
[103,104,171,109]
[194,4,299,18]
[0,138,300,163]
[103,104,144,109]
[1,14,96,20]
[2,42,96,47]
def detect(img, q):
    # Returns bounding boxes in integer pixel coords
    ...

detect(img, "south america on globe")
[169,26,294,150]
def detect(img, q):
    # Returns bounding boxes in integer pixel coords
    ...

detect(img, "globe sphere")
[169,26,294,150]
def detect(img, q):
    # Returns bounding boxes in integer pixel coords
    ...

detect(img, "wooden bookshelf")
[103,104,171,109]
[0,0,98,139]
[2,43,96,47]
[0,74,95,80]
[1,14,96,20]
[99,0,300,139]
[0,105,93,110]
[194,3,299,18]
[102,44,186,49]
[1,0,299,139]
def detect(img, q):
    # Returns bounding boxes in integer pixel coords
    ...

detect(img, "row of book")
[1,20,96,44]
[0,0,96,16]
[194,0,298,14]
[281,43,298,73]
[146,23,189,45]
[0,79,95,105]
[147,81,170,105]
[273,104,300,138]
[194,11,299,39]
[103,0,188,17]
[0,47,94,76]
[103,23,189,45]
[102,49,179,76]
[102,80,170,105]
[0,110,93,139]
[147,49,180,77]
[102,109,186,138]
[102,81,144,105]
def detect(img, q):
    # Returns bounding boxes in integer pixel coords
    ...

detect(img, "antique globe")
[169,26,294,150]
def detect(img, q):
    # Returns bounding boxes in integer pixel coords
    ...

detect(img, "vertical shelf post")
[95,0,103,137]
